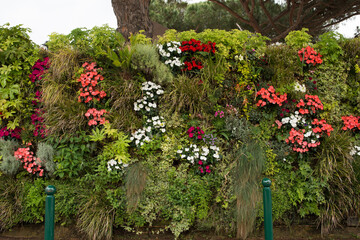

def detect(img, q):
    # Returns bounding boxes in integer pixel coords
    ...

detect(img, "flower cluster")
[177,144,220,175]
[187,126,205,140]
[256,86,287,107]
[14,144,44,176]
[281,111,305,128]
[85,108,108,126]
[78,62,106,104]
[350,146,360,156]
[29,58,50,138]
[130,116,166,147]
[180,39,216,54]
[146,116,166,133]
[131,81,166,147]
[214,111,225,118]
[180,39,216,72]
[294,82,306,93]
[134,82,164,114]
[0,126,21,140]
[32,90,42,106]
[130,128,151,147]
[29,57,50,82]
[312,119,333,136]
[341,115,360,131]
[157,41,183,70]
[226,104,238,116]
[285,128,321,153]
[77,62,108,127]
[31,108,47,138]
[273,91,333,153]
[107,159,128,171]
[158,39,216,73]
[298,46,323,66]
[296,94,323,115]
[183,59,203,71]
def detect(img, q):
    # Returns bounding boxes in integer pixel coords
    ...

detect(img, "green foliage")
[271,158,326,223]
[0,177,23,230]
[158,29,269,59]
[312,128,360,235]
[77,192,114,240]
[0,139,20,176]
[315,31,344,64]
[49,133,95,179]
[224,116,252,141]
[0,23,38,130]
[162,74,211,116]
[230,138,266,239]
[285,28,312,49]
[150,0,189,31]
[125,162,147,212]
[93,123,132,165]
[54,180,83,225]
[36,142,56,176]
[314,62,349,121]
[46,33,71,52]
[42,49,88,135]
[131,44,173,84]
[264,44,301,86]
[22,178,46,223]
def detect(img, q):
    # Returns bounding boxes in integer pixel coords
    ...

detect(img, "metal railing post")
[44,185,56,240]
[262,178,273,240]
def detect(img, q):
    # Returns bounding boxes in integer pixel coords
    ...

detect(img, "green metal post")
[44,185,56,240]
[262,178,273,240]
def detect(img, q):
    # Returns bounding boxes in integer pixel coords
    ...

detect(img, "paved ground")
[0,224,359,239]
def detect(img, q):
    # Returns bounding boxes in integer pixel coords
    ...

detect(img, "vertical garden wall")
[1,23,360,239]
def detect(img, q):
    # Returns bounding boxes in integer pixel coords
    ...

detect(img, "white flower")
[294,82,306,93]
[304,131,312,137]
[161,128,166,133]
[139,104,144,109]
[213,153,220,159]
[177,150,182,154]
[200,156,207,161]
[181,154,186,158]
[281,117,290,124]
[185,148,189,152]
[350,148,356,156]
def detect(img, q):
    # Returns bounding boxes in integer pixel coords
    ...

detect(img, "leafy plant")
[285,28,312,49]
[0,139,20,176]
[49,133,95,179]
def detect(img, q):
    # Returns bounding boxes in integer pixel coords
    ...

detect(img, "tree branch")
[239,0,262,32]
[260,0,280,34]
[207,0,251,25]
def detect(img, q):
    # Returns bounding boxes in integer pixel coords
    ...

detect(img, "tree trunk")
[111,0,153,40]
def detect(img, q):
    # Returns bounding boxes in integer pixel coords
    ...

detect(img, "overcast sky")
[0,0,359,45]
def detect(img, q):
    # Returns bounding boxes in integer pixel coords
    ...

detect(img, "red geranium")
[298,46,323,66]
